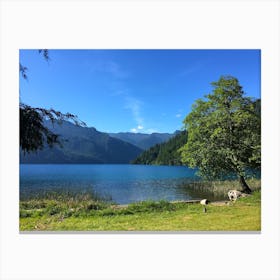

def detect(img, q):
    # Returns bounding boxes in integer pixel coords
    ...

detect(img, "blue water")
[20,164,206,204]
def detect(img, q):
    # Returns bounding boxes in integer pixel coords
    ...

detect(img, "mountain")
[20,121,143,164]
[132,130,188,165]
[109,132,174,150]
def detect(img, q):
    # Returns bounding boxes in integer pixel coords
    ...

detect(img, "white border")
[1,1,279,280]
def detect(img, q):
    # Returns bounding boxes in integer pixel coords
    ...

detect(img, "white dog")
[228,190,247,201]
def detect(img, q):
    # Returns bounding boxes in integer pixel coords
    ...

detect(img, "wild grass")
[20,189,261,231]
[20,188,112,220]
[20,187,111,202]
[182,178,261,199]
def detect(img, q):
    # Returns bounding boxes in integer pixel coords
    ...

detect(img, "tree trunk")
[239,175,252,194]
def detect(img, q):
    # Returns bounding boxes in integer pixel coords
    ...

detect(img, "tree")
[180,76,261,193]
[20,50,85,154]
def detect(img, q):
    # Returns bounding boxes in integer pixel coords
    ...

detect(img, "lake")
[20,164,225,204]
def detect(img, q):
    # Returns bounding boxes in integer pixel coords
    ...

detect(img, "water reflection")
[20,164,256,204]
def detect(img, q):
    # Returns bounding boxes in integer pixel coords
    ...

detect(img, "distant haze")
[109,132,174,150]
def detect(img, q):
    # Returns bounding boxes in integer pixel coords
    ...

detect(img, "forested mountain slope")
[20,121,143,164]
[132,130,188,165]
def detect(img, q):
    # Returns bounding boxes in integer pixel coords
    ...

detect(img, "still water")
[20,164,225,204]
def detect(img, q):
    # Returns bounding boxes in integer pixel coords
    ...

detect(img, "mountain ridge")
[109,131,174,150]
[20,121,177,164]
[20,121,143,164]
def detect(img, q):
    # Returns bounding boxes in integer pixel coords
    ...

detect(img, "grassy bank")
[20,190,261,231]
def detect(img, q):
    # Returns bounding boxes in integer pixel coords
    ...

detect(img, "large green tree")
[20,50,85,154]
[180,76,261,193]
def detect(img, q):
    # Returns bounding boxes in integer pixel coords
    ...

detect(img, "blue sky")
[19,49,260,133]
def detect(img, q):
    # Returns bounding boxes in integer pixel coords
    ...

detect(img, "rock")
[228,190,247,201]
[200,199,208,205]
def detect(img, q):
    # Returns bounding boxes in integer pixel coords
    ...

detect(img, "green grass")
[20,190,261,231]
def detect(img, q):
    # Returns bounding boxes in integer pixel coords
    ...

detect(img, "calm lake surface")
[20,164,225,204]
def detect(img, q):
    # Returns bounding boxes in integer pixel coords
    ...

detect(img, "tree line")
[132,130,187,165]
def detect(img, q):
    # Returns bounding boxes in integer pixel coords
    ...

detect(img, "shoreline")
[19,190,261,231]
[114,199,231,209]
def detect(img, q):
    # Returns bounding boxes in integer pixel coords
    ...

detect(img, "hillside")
[132,130,188,165]
[20,121,143,164]
[109,132,174,150]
